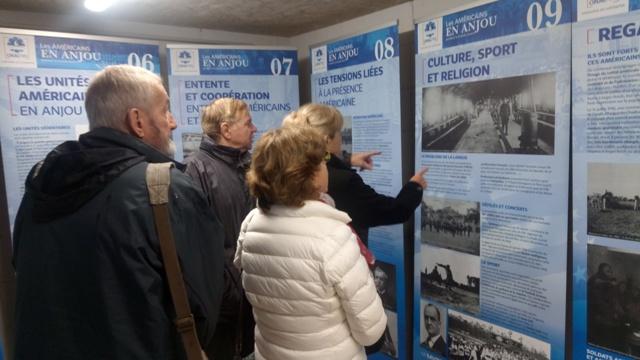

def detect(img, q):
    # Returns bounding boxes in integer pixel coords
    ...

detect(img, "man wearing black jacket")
[13,65,225,360]
[185,98,257,359]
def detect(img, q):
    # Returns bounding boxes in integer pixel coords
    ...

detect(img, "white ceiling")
[0,0,412,36]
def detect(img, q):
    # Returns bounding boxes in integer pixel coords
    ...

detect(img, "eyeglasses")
[324,151,331,162]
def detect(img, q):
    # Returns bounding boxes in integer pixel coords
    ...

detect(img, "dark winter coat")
[12,127,225,360]
[326,154,423,245]
[185,135,254,252]
[184,135,255,358]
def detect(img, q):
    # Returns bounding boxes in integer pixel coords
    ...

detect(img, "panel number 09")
[271,57,293,75]
[127,53,155,72]
[527,0,563,31]
[374,37,394,61]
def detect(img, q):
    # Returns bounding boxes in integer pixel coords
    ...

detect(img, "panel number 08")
[527,0,563,31]
[127,53,155,72]
[374,37,394,61]
[270,57,293,75]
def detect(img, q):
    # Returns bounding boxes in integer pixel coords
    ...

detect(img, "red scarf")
[319,192,375,267]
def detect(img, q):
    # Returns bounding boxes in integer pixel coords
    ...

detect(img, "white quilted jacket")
[234,200,387,360]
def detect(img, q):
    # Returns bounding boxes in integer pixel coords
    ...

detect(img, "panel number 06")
[270,57,293,75]
[127,53,155,72]
[374,37,394,61]
[527,0,563,31]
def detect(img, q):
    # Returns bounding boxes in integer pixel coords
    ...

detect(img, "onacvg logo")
[314,48,324,65]
[7,36,26,54]
[424,21,438,42]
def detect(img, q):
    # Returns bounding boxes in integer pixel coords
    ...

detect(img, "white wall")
[413,0,495,24]
[0,9,289,46]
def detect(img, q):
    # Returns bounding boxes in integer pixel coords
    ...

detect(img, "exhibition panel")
[572,1,640,359]
[0,29,160,229]
[414,1,571,359]
[311,24,407,360]
[167,44,299,160]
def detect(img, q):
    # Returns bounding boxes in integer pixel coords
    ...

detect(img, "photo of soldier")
[587,244,640,358]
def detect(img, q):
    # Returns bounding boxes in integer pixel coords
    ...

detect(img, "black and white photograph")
[341,115,352,162]
[421,245,480,315]
[587,244,640,358]
[380,309,399,359]
[181,132,203,159]
[421,196,480,256]
[373,261,397,311]
[448,310,551,360]
[421,72,555,155]
[419,300,447,358]
[587,163,640,242]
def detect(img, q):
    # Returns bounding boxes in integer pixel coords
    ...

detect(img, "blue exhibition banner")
[311,23,406,360]
[310,26,398,72]
[572,2,640,360]
[167,45,299,161]
[35,36,160,71]
[414,0,571,359]
[0,30,160,230]
[170,48,298,76]
[416,0,571,54]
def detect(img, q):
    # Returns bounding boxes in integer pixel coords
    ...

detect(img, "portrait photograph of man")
[373,261,397,311]
[420,301,447,357]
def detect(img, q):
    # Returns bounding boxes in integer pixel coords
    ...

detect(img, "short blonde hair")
[281,103,343,139]
[247,126,326,211]
[200,98,249,140]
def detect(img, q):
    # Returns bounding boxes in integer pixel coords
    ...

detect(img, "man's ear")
[220,121,231,140]
[125,108,144,138]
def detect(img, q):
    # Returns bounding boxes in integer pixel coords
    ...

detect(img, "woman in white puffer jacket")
[234,126,386,360]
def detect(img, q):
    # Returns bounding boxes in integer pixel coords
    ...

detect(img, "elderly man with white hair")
[12,65,225,359]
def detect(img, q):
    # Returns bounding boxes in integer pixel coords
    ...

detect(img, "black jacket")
[184,135,255,358]
[13,127,225,360]
[185,135,254,252]
[327,154,423,244]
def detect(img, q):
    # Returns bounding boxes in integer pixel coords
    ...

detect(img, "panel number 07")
[271,57,293,75]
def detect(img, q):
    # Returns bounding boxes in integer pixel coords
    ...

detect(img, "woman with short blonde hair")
[281,103,427,246]
[282,103,343,140]
[235,126,386,360]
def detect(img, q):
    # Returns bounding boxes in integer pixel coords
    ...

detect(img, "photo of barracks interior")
[421,72,556,155]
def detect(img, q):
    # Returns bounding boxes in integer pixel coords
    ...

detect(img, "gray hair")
[85,65,163,130]
[200,98,249,140]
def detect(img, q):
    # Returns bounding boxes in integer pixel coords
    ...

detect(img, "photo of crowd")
[421,196,480,256]
[448,310,550,360]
